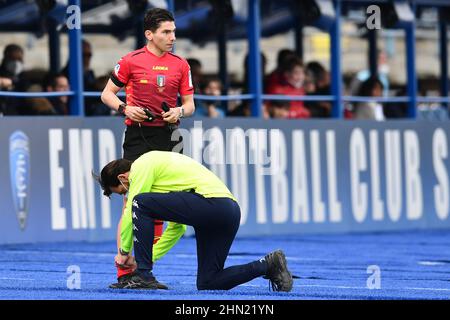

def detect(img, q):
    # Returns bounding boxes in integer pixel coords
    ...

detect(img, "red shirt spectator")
[266,56,310,118]
[264,48,296,92]
[264,70,282,92]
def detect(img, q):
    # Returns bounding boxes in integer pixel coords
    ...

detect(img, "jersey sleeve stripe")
[168,52,184,61]
[182,88,194,94]
[131,51,145,57]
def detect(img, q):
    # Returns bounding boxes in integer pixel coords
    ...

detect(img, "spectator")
[303,70,316,94]
[196,77,226,118]
[266,100,290,119]
[227,98,251,117]
[304,61,331,118]
[61,39,96,111]
[24,96,56,115]
[0,44,24,81]
[384,87,408,118]
[350,50,390,97]
[81,40,96,88]
[43,72,70,115]
[62,39,95,88]
[353,76,385,120]
[229,52,267,117]
[187,58,204,117]
[0,44,24,115]
[264,49,296,92]
[19,82,56,116]
[243,52,267,94]
[86,75,113,116]
[186,58,203,93]
[266,55,310,119]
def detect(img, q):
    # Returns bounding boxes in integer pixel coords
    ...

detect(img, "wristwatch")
[119,248,129,256]
[118,103,127,115]
[178,106,184,118]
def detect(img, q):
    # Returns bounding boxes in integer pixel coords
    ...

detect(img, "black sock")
[138,269,155,282]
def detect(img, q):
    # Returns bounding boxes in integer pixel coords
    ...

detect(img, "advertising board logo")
[9,131,30,230]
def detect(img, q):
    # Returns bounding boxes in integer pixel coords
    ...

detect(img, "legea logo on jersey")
[152,66,168,71]
[9,131,31,230]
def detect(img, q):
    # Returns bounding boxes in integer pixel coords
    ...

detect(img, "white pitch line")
[173,254,303,261]
[417,261,446,266]
[1,278,449,293]
[296,284,450,293]
[3,251,304,261]
[405,287,450,292]
[298,284,365,290]
[0,277,35,281]
[173,254,196,258]
[1,250,113,258]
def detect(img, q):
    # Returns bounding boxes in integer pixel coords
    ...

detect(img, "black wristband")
[118,103,127,115]
[119,248,129,256]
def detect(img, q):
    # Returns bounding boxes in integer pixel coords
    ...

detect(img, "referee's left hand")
[115,255,137,271]
[161,107,181,124]
[115,253,133,269]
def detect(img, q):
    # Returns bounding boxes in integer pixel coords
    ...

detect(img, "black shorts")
[122,125,183,161]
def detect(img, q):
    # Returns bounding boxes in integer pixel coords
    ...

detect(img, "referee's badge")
[157,75,165,92]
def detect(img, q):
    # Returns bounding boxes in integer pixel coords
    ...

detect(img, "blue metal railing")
[330,0,343,118]
[2,91,449,112]
[0,0,448,119]
[80,91,126,98]
[68,0,84,116]
[248,0,263,117]
[0,91,75,98]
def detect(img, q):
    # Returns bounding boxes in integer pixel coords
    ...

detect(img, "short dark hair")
[144,8,174,33]
[187,58,202,70]
[93,159,132,197]
[277,49,296,68]
[358,76,384,97]
[3,44,23,59]
[306,61,327,84]
[200,76,221,92]
[280,56,303,74]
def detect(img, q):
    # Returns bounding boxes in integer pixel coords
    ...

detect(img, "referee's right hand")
[124,105,149,122]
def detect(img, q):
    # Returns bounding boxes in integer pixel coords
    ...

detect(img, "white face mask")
[119,179,129,192]
[290,80,303,89]
[287,77,304,89]
[378,64,390,74]
[5,60,23,76]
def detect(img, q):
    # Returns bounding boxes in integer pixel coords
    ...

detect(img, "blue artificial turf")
[0,230,449,300]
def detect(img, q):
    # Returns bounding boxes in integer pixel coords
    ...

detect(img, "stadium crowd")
[0,41,439,120]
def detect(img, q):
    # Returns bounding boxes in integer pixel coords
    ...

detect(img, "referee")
[101,8,194,159]
[98,151,294,291]
[100,8,194,285]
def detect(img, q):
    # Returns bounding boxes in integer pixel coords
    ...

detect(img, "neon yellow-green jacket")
[121,151,236,253]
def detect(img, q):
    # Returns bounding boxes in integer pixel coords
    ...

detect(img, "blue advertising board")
[1,117,450,244]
